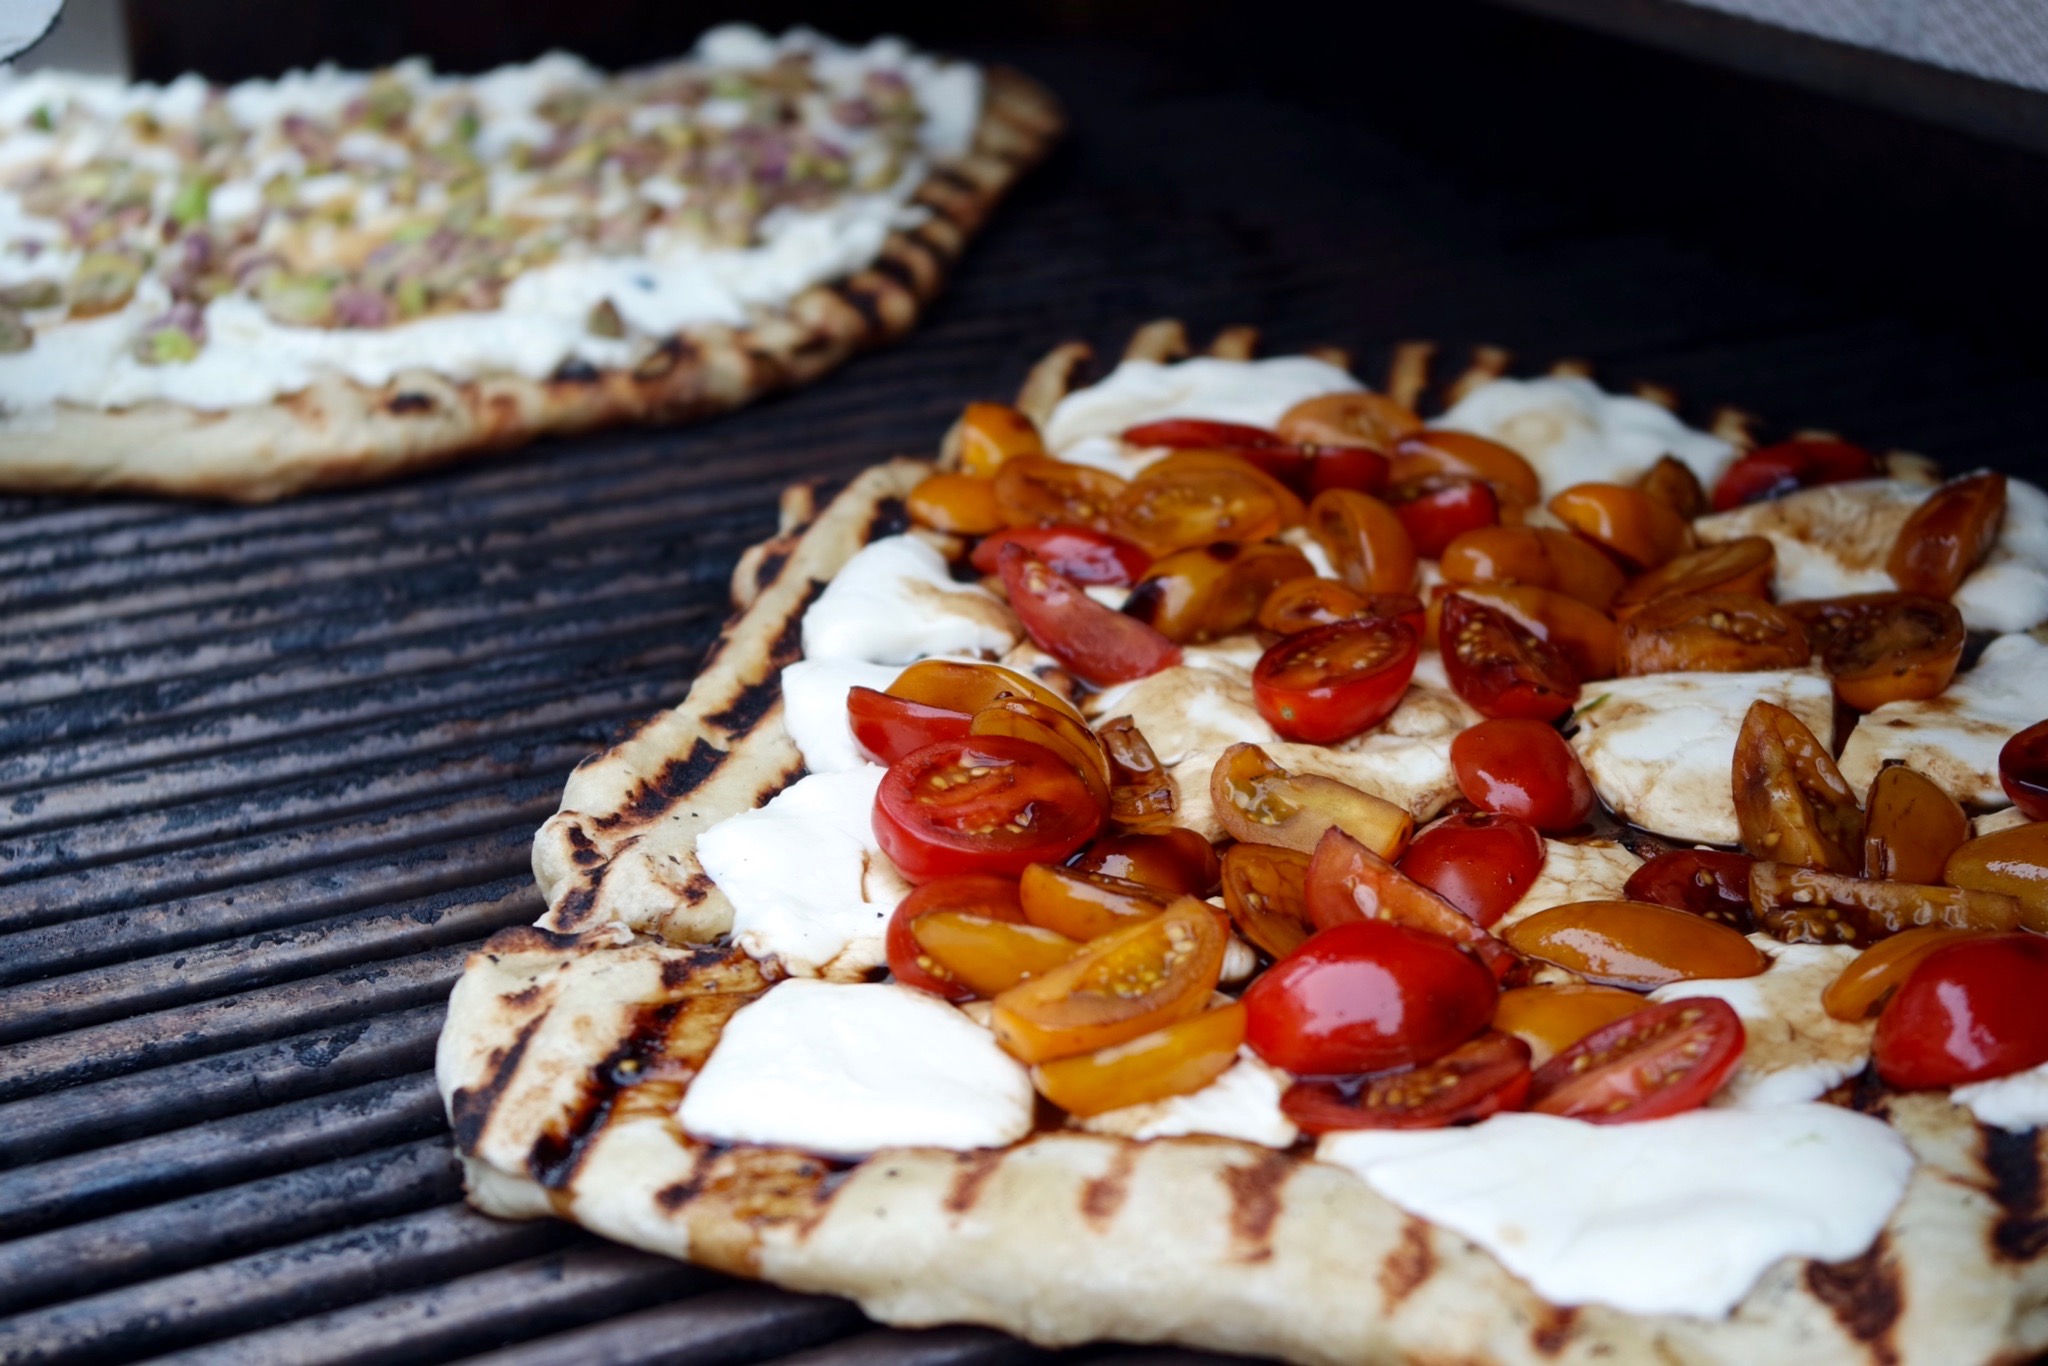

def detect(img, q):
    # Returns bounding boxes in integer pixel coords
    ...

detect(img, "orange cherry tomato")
[1144,449,1309,526]
[1617,593,1810,675]
[1390,429,1542,508]
[1449,717,1595,834]
[1547,482,1695,571]
[1439,594,1580,723]
[1862,766,1969,884]
[970,526,1150,585]
[908,472,1006,535]
[1096,715,1176,831]
[1220,842,1315,960]
[1305,827,1518,981]
[1018,861,1170,942]
[1822,926,1988,1021]
[1492,984,1650,1067]
[1123,541,1314,643]
[1529,997,1746,1122]
[1397,811,1546,929]
[1622,849,1756,932]
[1388,477,1500,559]
[2001,722,2048,819]
[1501,899,1769,989]
[1252,618,1421,745]
[970,695,1112,815]
[1210,742,1414,859]
[953,400,1046,477]
[1732,700,1862,873]
[1427,585,1618,682]
[1874,934,2048,1089]
[1070,828,1220,897]
[886,658,1081,724]
[1439,526,1625,611]
[1033,1003,1247,1117]
[1711,438,1876,512]
[1788,593,1964,712]
[1888,471,2006,600]
[1258,579,1424,638]
[1611,538,1776,618]
[990,900,1226,1063]
[886,875,1029,1000]
[1944,823,2048,928]
[875,735,1105,882]
[1636,455,1708,521]
[1749,862,2020,947]
[1112,459,1289,555]
[992,455,1127,530]
[1307,488,1417,595]
[1278,391,1422,451]
[1280,1032,1533,1132]
[911,912,1084,998]
[847,686,972,766]
[997,544,1181,686]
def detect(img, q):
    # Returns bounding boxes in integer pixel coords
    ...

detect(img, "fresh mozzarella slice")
[1077,1050,1298,1147]
[1953,1059,2048,1131]
[1651,939,1868,1108]
[696,765,909,978]
[1570,669,1834,846]
[1973,806,2034,838]
[1082,584,1130,611]
[1432,375,1735,500]
[1493,838,1642,932]
[801,535,1018,665]
[779,657,903,773]
[678,979,1034,1157]
[1318,1104,1912,1318]
[1838,633,2048,809]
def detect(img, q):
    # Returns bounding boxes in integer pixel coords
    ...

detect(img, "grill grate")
[5,33,2048,1366]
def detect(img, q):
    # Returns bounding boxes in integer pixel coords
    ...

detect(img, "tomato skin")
[1304,445,1393,498]
[1450,718,1595,834]
[886,876,1028,1000]
[951,401,1046,477]
[1398,813,1546,929]
[1617,593,1810,676]
[1251,619,1420,744]
[1243,919,1499,1075]
[1390,477,1500,559]
[1305,827,1518,981]
[847,687,972,766]
[1440,594,1581,723]
[1874,934,2048,1089]
[1528,997,1746,1123]
[970,527,1150,585]
[1280,1032,1533,1132]
[908,473,1006,535]
[991,900,1225,1063]
[1789,592,1963,712]
[1710,438,1877,512]
[1069,828,1219,897]
[1888,470,2006,600]
[996,543,1181,686]
[2001,721,2048,821]
[1034,1003,1247,1117]
[1122,418,1287,451]
[1279,392,1423,451]
[1621,849,1756,932]
[1613,538,1776,617]
[875,735,1105,882]
[1124,541,1314,643]
[1391,430,1542,508]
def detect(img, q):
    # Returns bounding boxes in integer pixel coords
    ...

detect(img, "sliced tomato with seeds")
[1547,482,1694,571]
[847,686,972,766]
[1788,592,1964,712]
[1710,438,1877,512]
[1440,595,1580,722]
[1438,526,1625,611]
[1449,717,1595,834]
[1123,541,1314,643]
[1096,715,1176,830]
[887,658,1082,724]
[1617,593,1811,676]
[1259,579,1423,638]
[1425,584,1618,683]
[1278,392,1423,451]
[1070,828,1220,897]
[1398,812,1546,928]
[1611,538,1775,617]
[1492,984,1650,1068]
[1111,462,1288,555]
[886,876,1029,1000]
[1749,861,2020,947]
[970,526,1150,585]
[990,899,1225,1063]
[1388,477,1500,559]
[874,735,1105,882]
[992,455,1127,530]
[1220,842,1315,961]
[1307,488,1417,595]
[1122,418,1289,451]
[950,401,1045,477]
[1888,470,2006,600]
[1018,861,1170,942]
[2001,720,2048,820]
[1210,743,1414,859]
[1873,934,2048,1089]
[1305,827,1518,980]
[1033,1002,1247,1117]
[1281,1032,1533,1133]
[1732,700,1862,873]
[1251,618,1420,744]
[970,695,1112,815]
[1621,849,1756,932]
[910,913,1083,998]
[1391,430,1542,509]
[997,543,1181,686]
[1528,997,1746,1123]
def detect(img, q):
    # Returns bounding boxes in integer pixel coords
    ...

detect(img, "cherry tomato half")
[1391,430,1542,509]
[1502,899,1768,988]
[1426,584,1618,683]
[1528,997,1746,1123]
[1211,742,1414,859]
[952,401,1045,477]
[1612,538,1776,617]
[1069,828,1220,897]
[875,735,1105,882]
[886,875,1028,1000]
[1440,595,1581,723]
[1732,700,1861,874]
[1034,1002,1247,1117]
[1710,438,1877,512]
[1547,482,1694,571]
[1888,470,2006,601]
[1308,488,1417,595]
[970,526,1151,585]
[1122,418,1287,451]
[1279,392,1422,451]
[1258,579,1424,638]
[1861,765,1969,885]
[1243,918,1499,1075]
[992,455,1126,530]
[908,473,1005,535]
[1280,1032,1533,1133]
[997,543,1181,686]
[1398,812,1546,928]
[1388,477,1500,560]
[1873,934,2048,1089]
[1449,718,1595,834]
[991,899,1225,1063]
[847,686,972,766]
[1305,827,1518,980]
[1788,593,1964,713]
[1492,984,1650,1068]
[1617,593,1810,676]
[1251,618,1420,745]
[1621,849,1756,932]
[1822,926,1986,1023]
[1018,861,1169,942]
[2001,720,2048,821]
[1112,461,1288,556]
[1220,842,1315,961]
[1439,526,1625,611]
[1123,541,1313,643]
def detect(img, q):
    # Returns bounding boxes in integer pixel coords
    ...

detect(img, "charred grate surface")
[4,37,2047,1366]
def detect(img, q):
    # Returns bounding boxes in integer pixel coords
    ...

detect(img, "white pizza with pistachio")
[441,327,2048,1365]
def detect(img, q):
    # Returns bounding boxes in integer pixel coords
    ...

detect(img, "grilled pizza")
[0,27,1058,501]
[440,321,2048,1365]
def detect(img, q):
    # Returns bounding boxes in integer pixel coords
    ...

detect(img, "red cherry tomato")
[885,875,1027,1000]
[1304,444,1392,497]
[1243,918,1499,1075]
[1621,849,1757,932]
[1305,827,1518,980]
[970,527,1151,586]
[846,687,972,766]
[996,543,1181,686]
[1069,828,1220,897]
[875,735,1105,882]
[1388,478,1500,560]
[1874,934,2048,1090]
[1122,418,1288,450]
[1280,1032,1533,1132]
[1251,618,1420,745]
[1398,812,1546,928]
[1449,718,1596,834]
[1440,594,1581,723]
[1528,997,1746,1123]
[1710,438,1878,512]
[2000,720,2048,822]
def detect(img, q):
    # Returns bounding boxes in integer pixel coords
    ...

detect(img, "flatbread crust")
[0,68,1060,503]
[448,326,2048,1365]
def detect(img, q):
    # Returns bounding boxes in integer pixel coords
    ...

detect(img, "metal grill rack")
[4,36,2047,1366]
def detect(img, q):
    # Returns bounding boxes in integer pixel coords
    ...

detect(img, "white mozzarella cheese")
[1651,938,1869,1108]
[1432,376,1735,500]
[678,979,1034,1157]
[1838,633,2048,809]
[696,765,909,978]
[778,657,902,774]
[1317,1103,1912,1318]
[1954,475,2048,633]
[1278,526,1338,579]
[1974,806,2034,838]
[1570,669,1834,845]
[1493,838,1642,932]
[800,535,1018,665]
[1077,1050,1298,1147]
[1953,1059,2048,1131]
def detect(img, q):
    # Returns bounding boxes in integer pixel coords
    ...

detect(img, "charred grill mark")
[705,678,781,738]
[1839,1064,1893,1120]
[549,360,600,384]
[1983,1125,2048,1261]
[1531,1305,1578,1357]
[633,338,683,381]
[763,581,827,675]
[449,1015,545,1153]
[1078,1144,1139,1228]
[566,826,604,868]
[871,255,919,292]
[830,280,885,333]
[943,1149,1005,1214]
[868,496,912,541]
[657,1174,707,1213]
[1221,1151,1292,1262]
[386,390,436,413]
[1804,1232,1902,1361]
[753,548,791,590]
[909,223,958,261]
[553,882,602,930]
[930,167,980,197]
[1378,1216,1437,1308]
[528,998,689,1190]
[485,925,590,956]
[501,983,544,1009]
[598,738,730,828]
[681,872,715,906]
[659,943,743,991]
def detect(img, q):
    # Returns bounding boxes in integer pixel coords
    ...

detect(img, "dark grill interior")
[5,26,2048,1366]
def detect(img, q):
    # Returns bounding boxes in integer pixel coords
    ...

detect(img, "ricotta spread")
[1953,1059,2048,1131]
[1317,1104,1913,1318]
[800,535,1019,665]
[778,657,902,773]
[678,978,1035,1156]
[1838,633,2048,809]
[1651,939,1869,1107]
[1494,838,1642,932]
[1077,1051,1298,1147]
[1433,376,1736,500]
